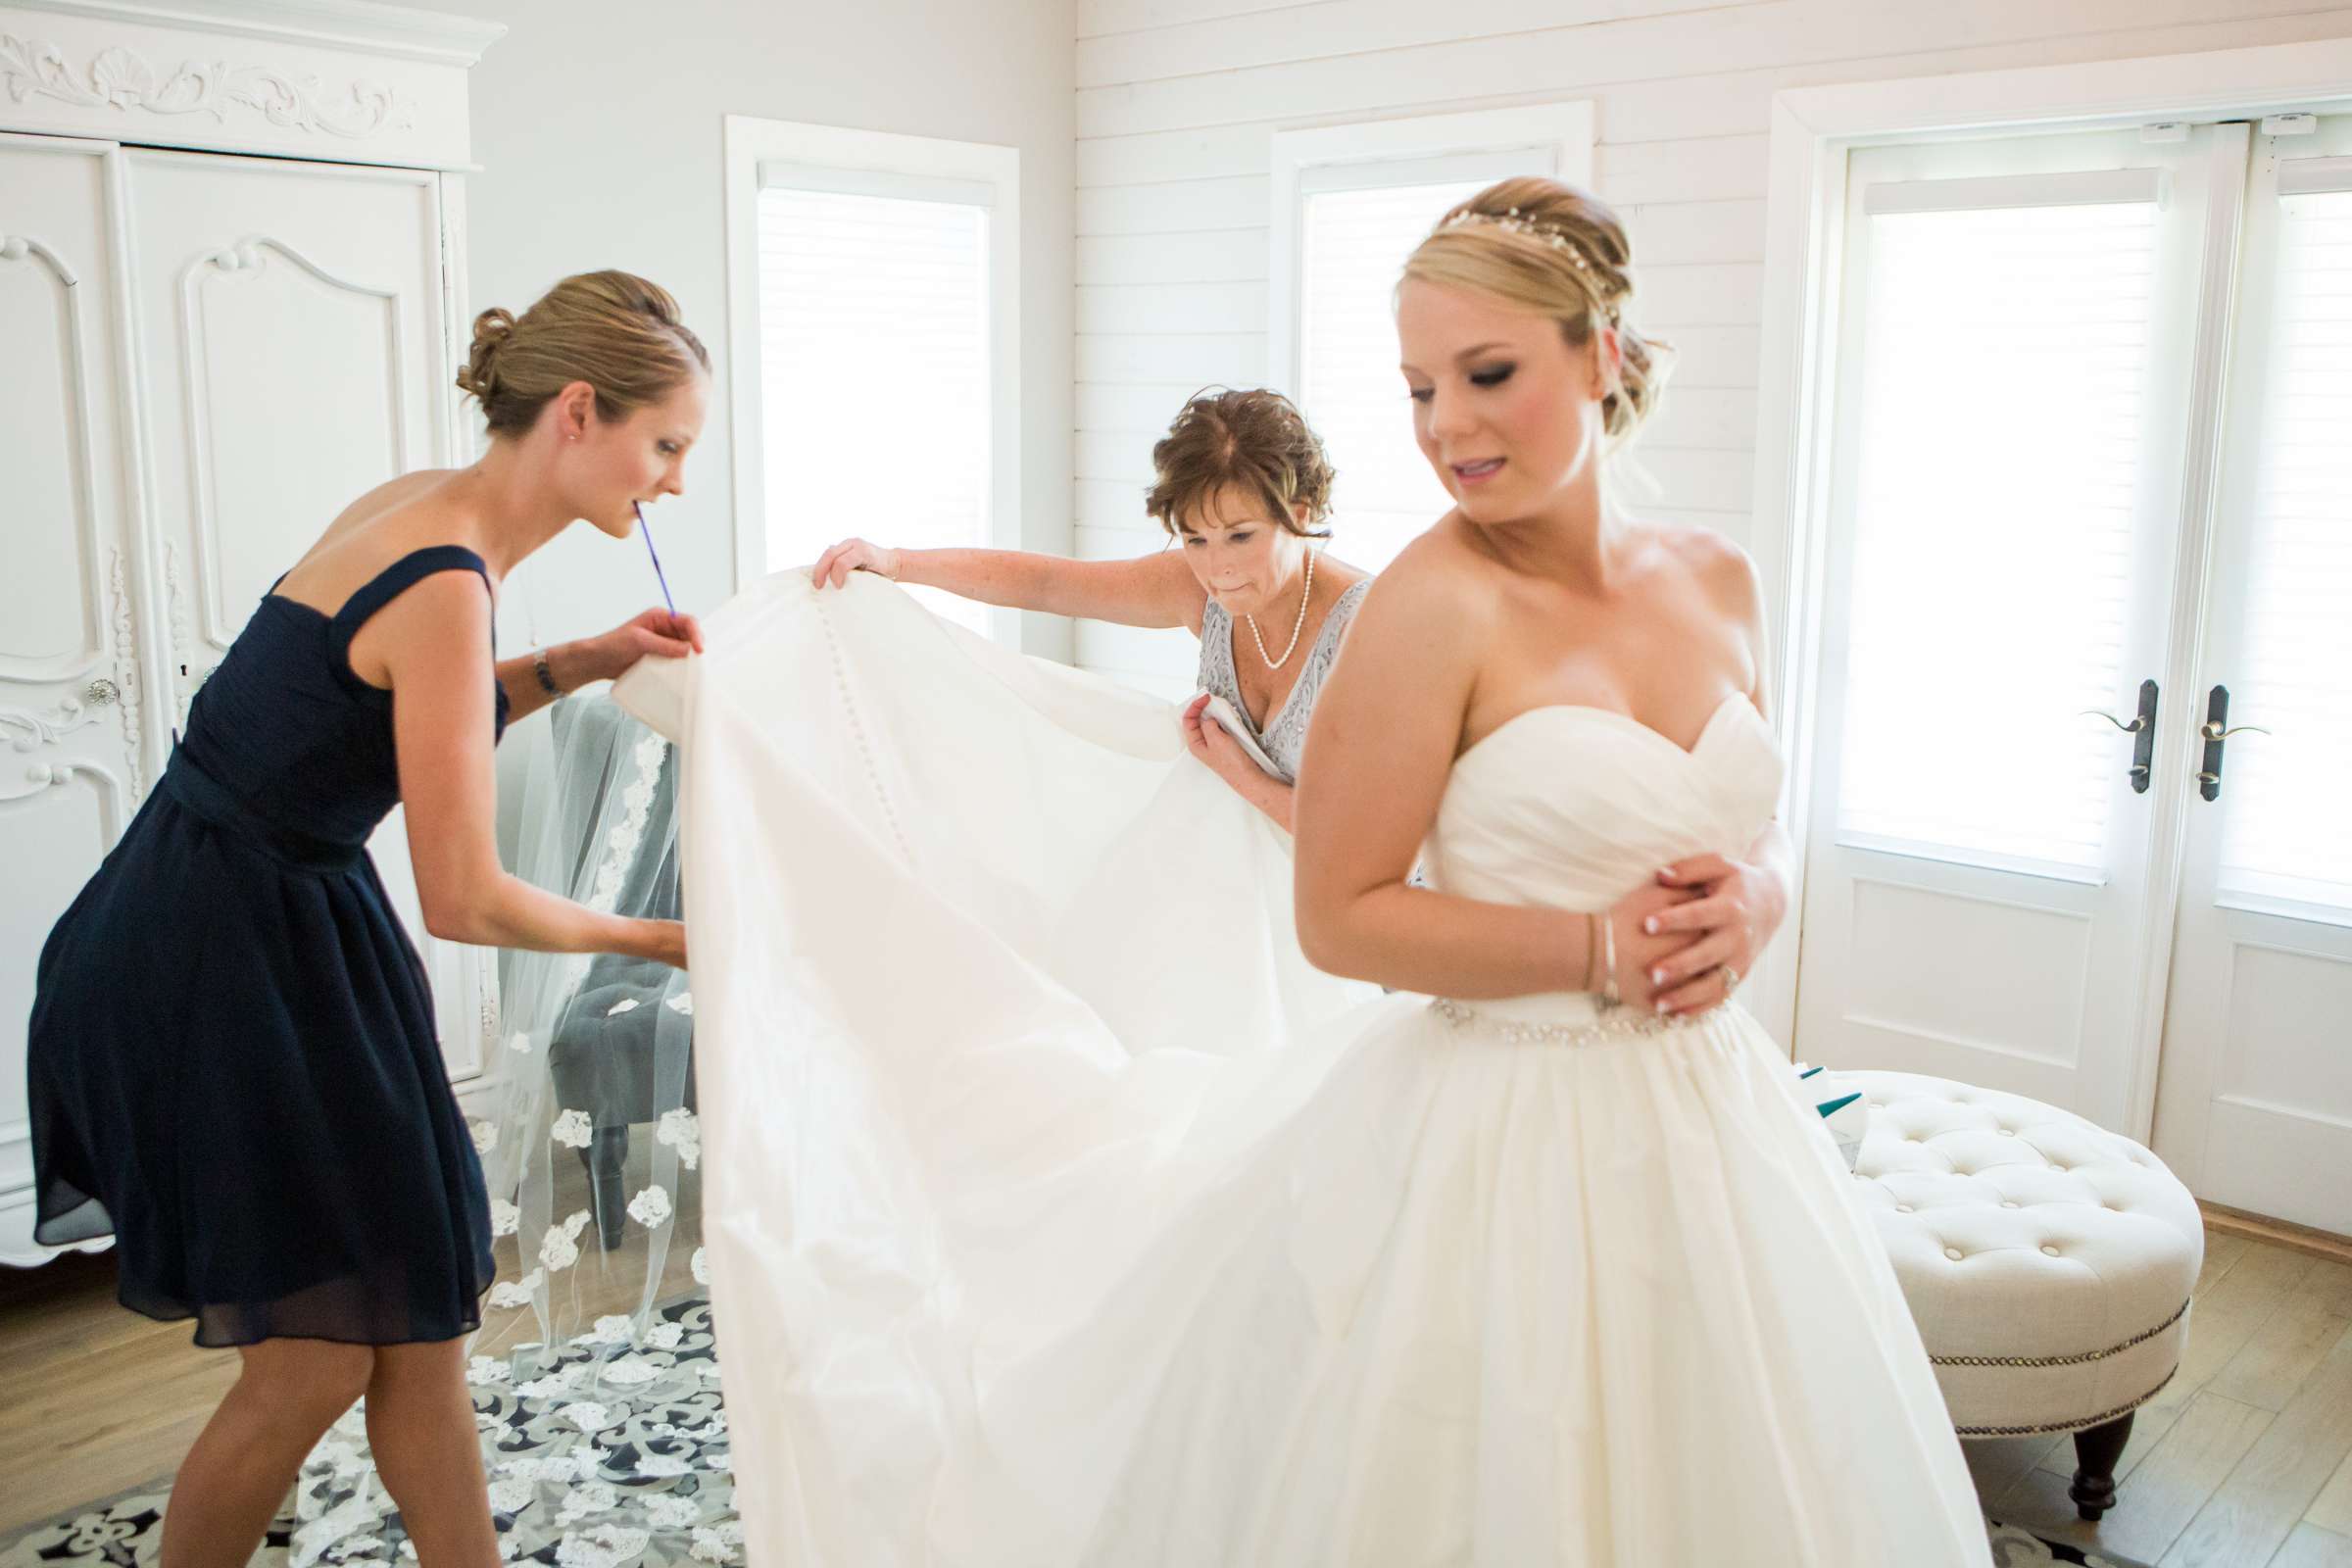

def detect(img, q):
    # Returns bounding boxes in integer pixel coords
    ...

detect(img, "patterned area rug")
[2,1295,736,1567]
[0,1293,2146,1567]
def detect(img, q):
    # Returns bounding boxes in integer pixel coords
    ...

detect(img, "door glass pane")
[1838,199,2160,873]
[2217,184,2352,912]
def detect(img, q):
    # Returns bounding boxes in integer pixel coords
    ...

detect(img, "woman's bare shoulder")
[1649,515,1760,612]
[1358,514,1500,622]
[278,470,478,609]
[321,468,461,540]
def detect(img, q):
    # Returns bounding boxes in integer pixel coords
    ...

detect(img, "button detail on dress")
[2040,1245,2061,1256]
[1944,1247,1964,1261]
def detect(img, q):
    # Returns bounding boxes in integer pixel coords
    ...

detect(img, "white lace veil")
[472,693,702,1366]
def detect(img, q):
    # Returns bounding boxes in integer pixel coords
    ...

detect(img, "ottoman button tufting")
[1838,1069,2203,1528]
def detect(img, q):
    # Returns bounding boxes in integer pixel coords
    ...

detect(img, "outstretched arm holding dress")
[811,537,1207,631]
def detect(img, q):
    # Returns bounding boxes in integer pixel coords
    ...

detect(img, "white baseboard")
[0,1183,113,1270]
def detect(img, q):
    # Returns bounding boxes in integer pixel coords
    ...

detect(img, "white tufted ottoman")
[1840,1070,2205,1520]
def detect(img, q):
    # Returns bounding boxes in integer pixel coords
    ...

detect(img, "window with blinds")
[2219,178,2352,913]
[1278,131,1564,574]
[1834,187,2163,876]
[758,175,993,635]
[1296,174,1489,572]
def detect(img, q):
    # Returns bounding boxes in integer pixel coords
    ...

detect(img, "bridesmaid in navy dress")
[26,270,710,1565]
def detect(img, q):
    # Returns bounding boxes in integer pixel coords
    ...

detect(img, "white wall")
[405,0,1077,663]
[1068,0,2352,689]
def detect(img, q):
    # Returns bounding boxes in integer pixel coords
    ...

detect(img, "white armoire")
[1,0,504,1265]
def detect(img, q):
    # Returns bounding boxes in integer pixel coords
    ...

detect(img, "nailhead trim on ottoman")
[1838,1070,2205,1513]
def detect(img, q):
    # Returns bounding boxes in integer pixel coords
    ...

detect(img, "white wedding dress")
[617,571,1989,1567]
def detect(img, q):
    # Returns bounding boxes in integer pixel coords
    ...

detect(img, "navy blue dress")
[28,546,508,1348]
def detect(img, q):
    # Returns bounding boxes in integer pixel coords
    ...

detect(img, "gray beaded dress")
[1196,578,1370,784]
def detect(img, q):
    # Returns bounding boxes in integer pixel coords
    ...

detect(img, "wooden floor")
[6,1217,2351,1563]
[0,1147,703,1543]
[1968,1228,2352,1568]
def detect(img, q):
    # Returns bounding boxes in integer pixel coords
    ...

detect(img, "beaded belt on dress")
[1427,995,1710,1046]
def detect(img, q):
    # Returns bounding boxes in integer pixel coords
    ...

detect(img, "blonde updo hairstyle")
[1145,386,1336,541]
[1401,177,1670,449]
[456,270,710,438]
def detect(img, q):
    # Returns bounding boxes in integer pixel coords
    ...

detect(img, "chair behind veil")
[474,693,704,1367]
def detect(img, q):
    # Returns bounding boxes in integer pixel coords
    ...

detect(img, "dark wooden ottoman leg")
[578,1124,631,1250]
[2070,1412,2134,1521]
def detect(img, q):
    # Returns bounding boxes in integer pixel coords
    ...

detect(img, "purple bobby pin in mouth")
[633,501,677,617]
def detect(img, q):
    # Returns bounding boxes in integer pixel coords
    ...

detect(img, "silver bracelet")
[1598,912,1622,1011]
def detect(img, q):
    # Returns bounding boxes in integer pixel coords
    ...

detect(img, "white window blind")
[1298,177,1483,573]
[1836,196,2162,874]
[758,180,992,634]
[2218,183,2352,912]
[1294,151,1539,574]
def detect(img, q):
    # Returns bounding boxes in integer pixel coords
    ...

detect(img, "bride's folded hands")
[1603,877,1705,1014]
[1637,848,1791,1016]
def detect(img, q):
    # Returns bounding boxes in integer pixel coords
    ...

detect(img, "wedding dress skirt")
[616,572,1988,1567]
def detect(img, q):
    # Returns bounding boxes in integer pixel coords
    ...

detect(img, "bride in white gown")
[617,177,1988,1565]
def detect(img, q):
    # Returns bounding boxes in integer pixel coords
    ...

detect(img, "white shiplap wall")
[1070,0,2352,688]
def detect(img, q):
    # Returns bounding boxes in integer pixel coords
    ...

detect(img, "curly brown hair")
[1144,387,1336,540]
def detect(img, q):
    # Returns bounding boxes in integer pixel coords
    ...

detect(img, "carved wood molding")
[0,743,125,810]
[0,694,101,753]
[0,230,109,685]
[1,30,415,139]
[164,539,194,729]
[106,544,144,802]
[176,234,410,655]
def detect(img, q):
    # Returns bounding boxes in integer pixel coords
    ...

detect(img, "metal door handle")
[2082,678,2159,793]
[2196,686,2258,801]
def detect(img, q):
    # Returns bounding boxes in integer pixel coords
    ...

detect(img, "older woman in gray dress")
[813,387,1368,831]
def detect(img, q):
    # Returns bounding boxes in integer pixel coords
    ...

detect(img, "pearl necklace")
[1246,549,1316,670]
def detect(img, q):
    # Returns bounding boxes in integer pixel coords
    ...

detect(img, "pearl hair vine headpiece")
[1439,206,1592,268]
[1436,206,1620,318]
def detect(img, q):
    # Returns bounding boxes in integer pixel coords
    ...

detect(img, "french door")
[1795,115,2352,1232]
[2150,116,2352,1233]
